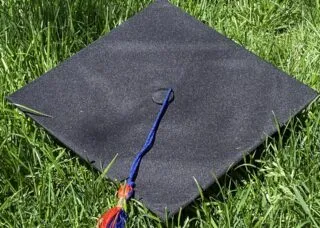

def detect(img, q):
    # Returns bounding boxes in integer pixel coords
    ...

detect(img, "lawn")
[1,0,320,227]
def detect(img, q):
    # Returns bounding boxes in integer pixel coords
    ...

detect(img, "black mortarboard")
[7,0,318,221]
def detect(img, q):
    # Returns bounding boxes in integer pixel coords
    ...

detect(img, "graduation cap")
[7,0,318,227]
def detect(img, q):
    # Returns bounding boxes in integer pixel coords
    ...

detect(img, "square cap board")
[8,0,318,218]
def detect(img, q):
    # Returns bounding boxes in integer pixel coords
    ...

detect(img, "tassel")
[97,184,133,228]
[97,207,127,228]
[97,89,174,227]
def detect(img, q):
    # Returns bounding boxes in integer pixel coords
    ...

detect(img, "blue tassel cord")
[98,88,173,228]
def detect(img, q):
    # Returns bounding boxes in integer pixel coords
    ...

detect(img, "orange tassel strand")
[97,207,123,228]
[97,184,133,228]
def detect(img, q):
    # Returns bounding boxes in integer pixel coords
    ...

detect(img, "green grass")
[1,0,320,227]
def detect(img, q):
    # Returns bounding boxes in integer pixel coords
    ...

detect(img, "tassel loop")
[117,184,134,200]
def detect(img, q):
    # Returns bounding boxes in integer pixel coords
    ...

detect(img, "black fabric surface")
[8,0,318,218]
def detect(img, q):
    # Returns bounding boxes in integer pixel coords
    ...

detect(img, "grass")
[1,0,320,227]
